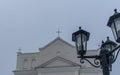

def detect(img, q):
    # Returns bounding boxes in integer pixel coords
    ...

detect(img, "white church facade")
[13,37,102,75]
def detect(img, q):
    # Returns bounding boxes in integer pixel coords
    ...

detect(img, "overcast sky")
[0,0,120,75]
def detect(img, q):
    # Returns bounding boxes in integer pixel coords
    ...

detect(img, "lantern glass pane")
[114,17,120,37]
[105,44,115,51]
[76,34,82,51]
[82,34,87,50]
[105,45,111,51]
[111,23,117,40]
[109,45,115,56]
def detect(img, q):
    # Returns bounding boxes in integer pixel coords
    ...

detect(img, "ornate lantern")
[107,9,120,43]
[101,37,117,51]
[72,27,90,57]
[101,37,117,71]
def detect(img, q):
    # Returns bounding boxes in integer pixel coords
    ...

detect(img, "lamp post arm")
[78,55,100,58]
[80,58,101,68]
[107,45,120,64]
[78,55,101,68]
[112,48,120,63]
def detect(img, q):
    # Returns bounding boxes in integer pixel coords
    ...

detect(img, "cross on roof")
[56,29,61,37]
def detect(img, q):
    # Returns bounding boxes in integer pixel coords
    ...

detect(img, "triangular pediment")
[35,56,80,68]
[39,37,75,51]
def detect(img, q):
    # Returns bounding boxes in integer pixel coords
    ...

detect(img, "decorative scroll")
[80,58,101,68]
[112,49,120,64]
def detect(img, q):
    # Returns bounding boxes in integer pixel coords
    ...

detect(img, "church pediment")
[35,56,80,69]
[39,37,75,51]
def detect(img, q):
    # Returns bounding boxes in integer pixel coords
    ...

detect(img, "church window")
[23,59,28,69]
[31,59,36,69]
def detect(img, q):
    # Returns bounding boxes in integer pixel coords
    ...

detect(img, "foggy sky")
[0,0,120,75]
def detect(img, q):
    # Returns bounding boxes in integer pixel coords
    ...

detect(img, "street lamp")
[107,9,120,43]
[72,27,90,57]
[101,37,117,71]
[72,9,120,75]
[101,37,117,51]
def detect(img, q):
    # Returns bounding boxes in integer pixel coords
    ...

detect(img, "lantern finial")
[79,27,81,30]
[101,40,105,49]
[107,36,110,40]
[114,9,117,13]
[102,40,104,44]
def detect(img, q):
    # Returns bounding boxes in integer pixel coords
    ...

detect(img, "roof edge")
[39,37,75,51]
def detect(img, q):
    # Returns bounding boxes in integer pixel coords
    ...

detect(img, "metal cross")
[56,29,61,37]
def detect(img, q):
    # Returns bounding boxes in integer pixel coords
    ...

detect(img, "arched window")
[31,59,36,69]
[23,59,28,69]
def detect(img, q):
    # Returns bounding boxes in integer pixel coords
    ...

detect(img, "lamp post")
[72,9,120,75]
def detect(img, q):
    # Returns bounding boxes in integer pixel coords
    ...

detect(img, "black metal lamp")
[107,9,120,43]
[101,37,117,51]
[72,9,120,75]
[72,27,90,57]
[101,37,117,71]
